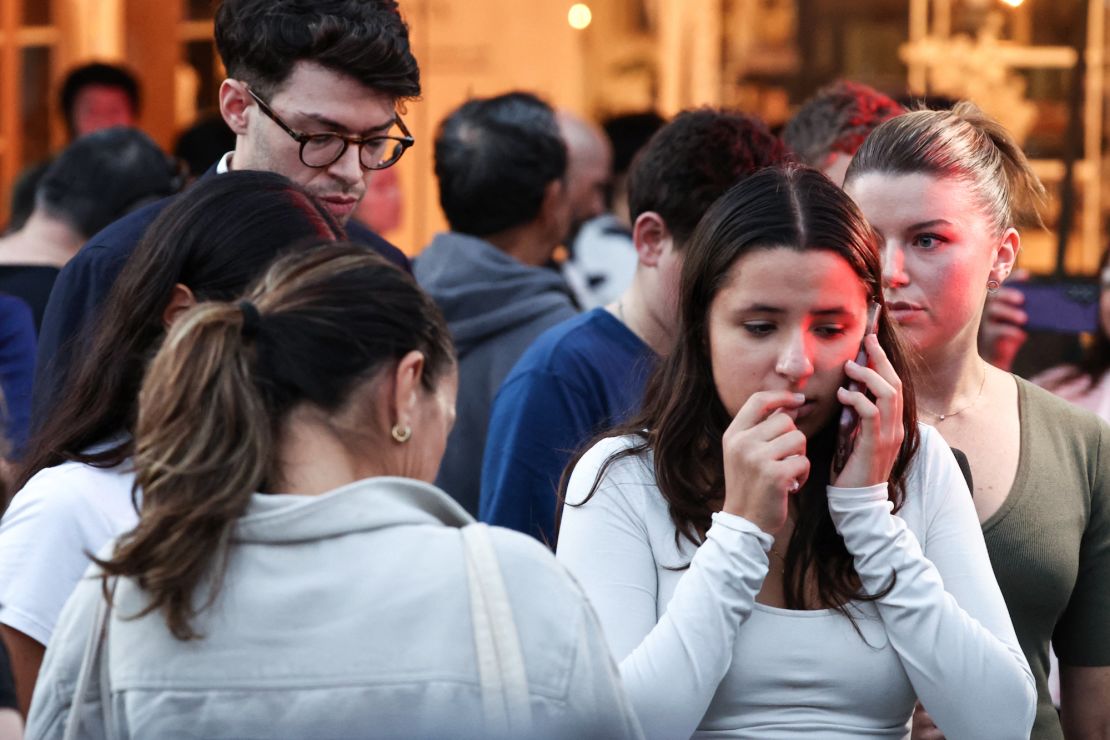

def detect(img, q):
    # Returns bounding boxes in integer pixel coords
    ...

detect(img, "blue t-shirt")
[479,308,655,544]
[0,295,36,457]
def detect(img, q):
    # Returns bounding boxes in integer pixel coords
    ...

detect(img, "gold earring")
[391,424,412,443]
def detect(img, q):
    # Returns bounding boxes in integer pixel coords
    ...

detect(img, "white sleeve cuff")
[709,511,775,550]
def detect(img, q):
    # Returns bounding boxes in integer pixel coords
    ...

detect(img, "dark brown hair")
[17,171,341,491]
[97,244,455,640]
[563,165,920,615]
[627,108,791,246]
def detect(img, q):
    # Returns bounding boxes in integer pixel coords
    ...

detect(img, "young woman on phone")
[845,103,1110,740]
[556,165,1034,739]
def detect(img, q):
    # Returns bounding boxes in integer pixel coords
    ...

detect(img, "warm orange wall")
[386,0,590,254]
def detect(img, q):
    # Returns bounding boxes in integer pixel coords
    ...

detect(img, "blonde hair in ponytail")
[98,302,272,639]
[846,100,1047,233]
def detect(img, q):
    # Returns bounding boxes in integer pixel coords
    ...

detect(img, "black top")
[0,638,16,711]
[0,264,60,333]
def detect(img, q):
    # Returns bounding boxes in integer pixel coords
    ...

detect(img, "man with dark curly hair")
[480,109,790,544]
[783,80,904,185]
[33,0,420,422]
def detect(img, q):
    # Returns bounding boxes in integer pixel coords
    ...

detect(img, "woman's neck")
[272,413,389,495]
[914,336,992,421]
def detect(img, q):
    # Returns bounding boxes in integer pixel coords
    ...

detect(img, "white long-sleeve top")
[556,423,1035,740]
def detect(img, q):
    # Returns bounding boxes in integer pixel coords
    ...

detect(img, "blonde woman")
[845,102,1110,739]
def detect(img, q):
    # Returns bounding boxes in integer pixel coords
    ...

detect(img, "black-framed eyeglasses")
[247,88,414,171]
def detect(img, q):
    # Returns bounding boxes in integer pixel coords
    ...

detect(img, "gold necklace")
[922,368,987,422]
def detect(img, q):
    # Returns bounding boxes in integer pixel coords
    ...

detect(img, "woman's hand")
[833,334,904,489]
[721,390,810,534]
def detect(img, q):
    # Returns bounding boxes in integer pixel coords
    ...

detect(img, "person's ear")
[162,283,197,329]
[632,212,672,267]
[219,79,251,136]
[990,227,1021,284]
[390,350,426,436]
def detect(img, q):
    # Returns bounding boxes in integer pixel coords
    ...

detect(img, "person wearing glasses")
[32,0,420,423]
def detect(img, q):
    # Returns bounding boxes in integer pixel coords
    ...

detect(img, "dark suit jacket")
[32,179,409,422]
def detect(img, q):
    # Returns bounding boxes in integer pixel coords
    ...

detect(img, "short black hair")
[36,127,185,239]
[215,0,420,100]
[434,92,567,237]
[603,111,666,177]
[627,108,790,246]
[60,63,141,137]
[174,113,237,178]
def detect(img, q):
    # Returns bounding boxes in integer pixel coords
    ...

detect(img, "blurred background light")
[568,3,592,30]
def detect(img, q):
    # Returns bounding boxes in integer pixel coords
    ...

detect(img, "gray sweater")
[415,232,577,514]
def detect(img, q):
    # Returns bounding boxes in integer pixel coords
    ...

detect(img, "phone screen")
[832,303,881,475]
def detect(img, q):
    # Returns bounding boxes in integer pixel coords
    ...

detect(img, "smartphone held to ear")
[832,303,881,475]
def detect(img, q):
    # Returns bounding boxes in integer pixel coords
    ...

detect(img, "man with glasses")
[32,0,420,421]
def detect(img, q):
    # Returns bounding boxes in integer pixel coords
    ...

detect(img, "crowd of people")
[0,1,1105,738]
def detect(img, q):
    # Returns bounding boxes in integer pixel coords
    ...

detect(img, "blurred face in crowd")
[355,167,403,235]
[707,246,869,438]
[565,147,611,232]
[225,61,399,225]
[559,114,612,240]
[72,85,136,136]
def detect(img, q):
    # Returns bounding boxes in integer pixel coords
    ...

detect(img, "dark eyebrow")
[738,304,851,317]
[296,111,396,136]
[740,304,785,314]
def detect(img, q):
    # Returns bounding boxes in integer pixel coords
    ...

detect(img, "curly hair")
[215,0,420,100]
[783,80,904,168]
[627,108,790,247]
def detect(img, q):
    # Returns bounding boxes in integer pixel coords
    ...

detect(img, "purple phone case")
[1011,281,1099,334]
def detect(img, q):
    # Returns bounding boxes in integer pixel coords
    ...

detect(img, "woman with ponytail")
[0,170,341,715]
[845,102,1110,739]
[25,244,639,740]
[556,165,1033,739]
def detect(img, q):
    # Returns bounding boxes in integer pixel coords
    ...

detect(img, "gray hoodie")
[415,232,578,514]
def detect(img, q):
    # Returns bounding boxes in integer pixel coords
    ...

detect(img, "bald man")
[557,111,636,308]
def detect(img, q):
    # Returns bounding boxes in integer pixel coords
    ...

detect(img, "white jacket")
[27,477,642,740]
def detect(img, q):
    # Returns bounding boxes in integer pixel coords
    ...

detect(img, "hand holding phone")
[832,303,880,475]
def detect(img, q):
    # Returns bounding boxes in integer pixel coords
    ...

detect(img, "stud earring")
[391,424,412,443]
[986,279,1001,294]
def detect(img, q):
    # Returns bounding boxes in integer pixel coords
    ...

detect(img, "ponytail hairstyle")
[845,100,1046,233]
[562,165,920,617]
[97,244,455,640]
[18,170,341,490]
